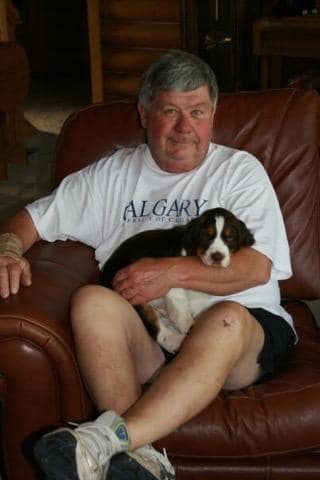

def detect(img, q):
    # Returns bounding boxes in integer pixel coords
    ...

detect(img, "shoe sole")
[34,430,80,480]
[107,452,175,480]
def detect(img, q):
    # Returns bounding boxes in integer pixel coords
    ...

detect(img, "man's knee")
[70,284,143,340]
[194,301,263,369]
[211,301,264,353]
[71,284,107,319]
[197,301,251,342]
[70,284,125,331]
[71,284,108,308]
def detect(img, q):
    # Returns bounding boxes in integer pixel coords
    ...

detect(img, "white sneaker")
[107,443,175,479]
[33,411,129,480]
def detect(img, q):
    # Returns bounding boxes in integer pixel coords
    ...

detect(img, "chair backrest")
[55,89,320,300]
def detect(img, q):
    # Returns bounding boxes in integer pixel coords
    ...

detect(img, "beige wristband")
[0,233,23,263]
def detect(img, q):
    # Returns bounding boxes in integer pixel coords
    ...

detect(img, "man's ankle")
[108,412,131,450]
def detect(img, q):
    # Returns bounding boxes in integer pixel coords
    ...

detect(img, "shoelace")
[138,445,175,475]
[74,422,121,472]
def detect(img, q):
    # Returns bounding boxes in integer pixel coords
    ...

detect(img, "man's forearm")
[107,246,272,305]
[171,248,271,296]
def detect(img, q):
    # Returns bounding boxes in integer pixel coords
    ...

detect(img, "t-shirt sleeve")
[26,161,106,248]
[222,153,292,280]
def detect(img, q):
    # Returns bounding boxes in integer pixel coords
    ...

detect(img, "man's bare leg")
[70,285,166,414]
[34,287,265,479]
[124,300,264,450]
[71,288,264,450]
[33,284,169,480]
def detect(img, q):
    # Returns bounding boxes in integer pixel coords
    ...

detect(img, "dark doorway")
[13,0,90,98]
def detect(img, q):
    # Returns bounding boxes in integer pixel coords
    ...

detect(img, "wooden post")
[86,0,104,103]
[0,0,9,41]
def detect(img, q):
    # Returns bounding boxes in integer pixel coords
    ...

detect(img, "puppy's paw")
[165,288,194,334]
[157,323,186,354]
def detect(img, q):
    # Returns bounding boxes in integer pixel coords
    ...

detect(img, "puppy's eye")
[205,225,215,238]
[225,234,235,243]
[223,227,236,243]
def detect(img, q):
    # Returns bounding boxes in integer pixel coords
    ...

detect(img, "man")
[0,50,296,480]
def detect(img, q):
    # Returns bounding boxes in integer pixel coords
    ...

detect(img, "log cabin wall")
[87,0,197,102]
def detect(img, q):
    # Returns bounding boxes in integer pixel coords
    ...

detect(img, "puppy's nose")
[211,251,225,264]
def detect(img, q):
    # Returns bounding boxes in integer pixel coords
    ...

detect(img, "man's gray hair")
[138,49,219,109]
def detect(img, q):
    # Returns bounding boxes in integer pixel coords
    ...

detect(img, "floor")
[0,76,90,222]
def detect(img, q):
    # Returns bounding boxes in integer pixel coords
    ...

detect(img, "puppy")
[101,208,254,353]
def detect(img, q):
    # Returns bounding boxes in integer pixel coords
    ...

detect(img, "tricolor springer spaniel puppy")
[101,208,254,354]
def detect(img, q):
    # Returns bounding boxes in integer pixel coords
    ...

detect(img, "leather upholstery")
[0,88,319,479]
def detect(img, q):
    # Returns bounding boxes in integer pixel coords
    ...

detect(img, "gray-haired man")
[0,50,295,480]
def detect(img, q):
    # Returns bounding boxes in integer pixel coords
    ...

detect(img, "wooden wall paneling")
[100,0,181,22]
[102,22,181,49]
[87,0,197,102]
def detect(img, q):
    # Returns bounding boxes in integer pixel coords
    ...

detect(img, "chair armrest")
[0,240,99,479]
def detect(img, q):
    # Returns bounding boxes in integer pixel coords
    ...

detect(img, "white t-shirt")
[26,143,297,338]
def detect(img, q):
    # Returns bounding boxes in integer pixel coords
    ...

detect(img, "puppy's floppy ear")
[182,216,204,255]
[222,208,254,249]
[237,219,255,247]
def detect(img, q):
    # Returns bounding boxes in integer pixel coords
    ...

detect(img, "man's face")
[138,86,215,173]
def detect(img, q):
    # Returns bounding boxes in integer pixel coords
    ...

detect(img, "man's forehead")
[153,87,212,106]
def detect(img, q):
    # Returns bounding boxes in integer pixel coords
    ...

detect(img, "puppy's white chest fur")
[152,288,212,354]
[152,216,229,354]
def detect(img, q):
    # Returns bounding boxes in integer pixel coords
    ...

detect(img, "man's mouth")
[169,137,196,145]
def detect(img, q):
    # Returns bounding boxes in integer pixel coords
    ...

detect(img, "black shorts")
[162,307,296,381]
[248,307,296,381]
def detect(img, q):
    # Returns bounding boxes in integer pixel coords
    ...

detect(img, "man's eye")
[192,110,203,117]
[163,108,177,116]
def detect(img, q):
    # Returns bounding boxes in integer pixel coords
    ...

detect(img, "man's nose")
[175,113,192,132]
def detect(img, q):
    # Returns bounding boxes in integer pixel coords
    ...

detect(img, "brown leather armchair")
[0,88,320,480]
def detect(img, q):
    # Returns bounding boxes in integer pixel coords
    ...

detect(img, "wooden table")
[253,16,320,89]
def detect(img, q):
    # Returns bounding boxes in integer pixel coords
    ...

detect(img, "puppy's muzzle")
[210,251,225,265]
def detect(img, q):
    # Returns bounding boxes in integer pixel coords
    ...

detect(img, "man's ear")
[211,108,216,127]
[210,108,216,141]
[138,103,147,129]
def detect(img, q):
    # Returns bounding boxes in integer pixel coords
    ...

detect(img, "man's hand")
[0,210,40,298]
[0,256,32,298]
[112,257,176,305]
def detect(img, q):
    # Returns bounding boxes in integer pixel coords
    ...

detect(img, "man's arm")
[0,209,40,298]
[112,247,272,305]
